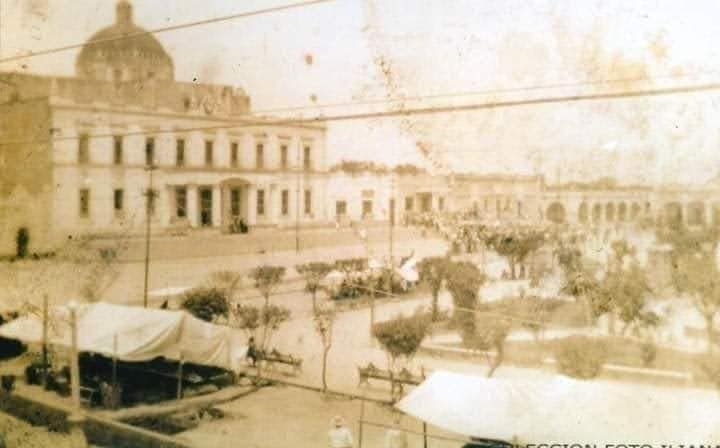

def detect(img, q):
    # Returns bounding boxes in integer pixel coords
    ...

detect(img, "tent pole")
[176,353,184,400]
[423,421,428,448]
[358,397,365,448]
[112,334,118,389]
[41,294,48,388]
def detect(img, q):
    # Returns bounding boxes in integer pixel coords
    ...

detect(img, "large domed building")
[0,1,330,256]
[76,1,174,82]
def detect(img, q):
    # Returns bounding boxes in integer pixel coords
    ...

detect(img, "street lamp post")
[143,164,158,308]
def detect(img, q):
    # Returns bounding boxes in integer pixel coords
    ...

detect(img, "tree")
[372,311,431,374]
[231,303,291,353]
[181,287,229,322]
[296,262,333,311]
[205,271,243,302]
[313,304,336,392]
[460,312,510,377]
[601,264,658,336]
[417,256,450,321]
[445,261,485,336]
[484,228,545,280]
[560,269,603,326]
[672,251,720,354]
[251,265,286,306]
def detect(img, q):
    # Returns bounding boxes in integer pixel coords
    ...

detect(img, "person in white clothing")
[328,415,353,448]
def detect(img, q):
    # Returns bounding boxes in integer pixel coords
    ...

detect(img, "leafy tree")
[313,304,336,392]
[372,311,431,373]
[231,303,260,338]
[601,264,658,335]
[460,313,510,377]
[231,303,291,353]
[446,261,485,336]
[672,251,720,354]
[555,243,583,276]
[181,287,229,322]
[417,256,451,321]
[296,262,333,311]
[484,228,545,279]
[205,271,243,302]
[251,265,286,306]
[560,269,603,326]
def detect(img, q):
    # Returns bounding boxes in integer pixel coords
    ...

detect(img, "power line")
[0,0,335,64]
[3,79,720,148]
[252,69,720,115]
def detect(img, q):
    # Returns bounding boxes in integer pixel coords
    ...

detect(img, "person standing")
[328,416,353,448]
[246,337,258,367]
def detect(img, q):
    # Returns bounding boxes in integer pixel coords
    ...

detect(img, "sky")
[2,0,720,185]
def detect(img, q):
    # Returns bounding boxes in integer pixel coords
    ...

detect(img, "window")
[336,201,347,217]
[145,137,155,166]
[256,143,264,169]
[79,189,90,217]
[484,198,489,211]
[113,136,123,165]
[362,200,373,217]
[517,201,523,217]
[113,189,124,211]
[304,189,312,214]
[78,133,89,164]
[257,189,265,215]
[205,140,214,166]
[231,142,239,167]
[176,139,185,167]
[438,197,445,211]
[303,145,312,170]
[175,187,187,218]
[231,188,241,217]
[281,190,289,215]
[405,197,414,211]
[280,145,288,169]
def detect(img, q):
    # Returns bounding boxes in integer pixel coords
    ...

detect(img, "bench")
[357,363,427,396]
[260,349,303,375]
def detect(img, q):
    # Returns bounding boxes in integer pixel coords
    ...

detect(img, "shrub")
[181,287,229,322]
[554,336,607,379]
[640,341,657,367]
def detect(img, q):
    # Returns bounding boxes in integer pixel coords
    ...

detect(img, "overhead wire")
[0,0,336,64]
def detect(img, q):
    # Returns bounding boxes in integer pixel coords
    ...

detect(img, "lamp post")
[143,164,158,308]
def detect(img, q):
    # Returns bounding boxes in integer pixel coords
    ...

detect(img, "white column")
[247,186,257,225]
[187,185,198,227]
[212,185,222,228]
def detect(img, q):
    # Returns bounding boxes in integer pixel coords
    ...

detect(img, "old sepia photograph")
[2,0,720,446]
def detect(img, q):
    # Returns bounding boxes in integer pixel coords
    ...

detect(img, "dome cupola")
[76,1,174,82]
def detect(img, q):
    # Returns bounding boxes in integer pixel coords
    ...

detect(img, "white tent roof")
[396,371,720,444]
[0,302,240,371]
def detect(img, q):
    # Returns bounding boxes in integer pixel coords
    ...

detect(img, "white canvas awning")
[396,371,720,444]
[0,302,242,371]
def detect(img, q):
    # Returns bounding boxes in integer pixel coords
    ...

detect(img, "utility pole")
[143,164,158,308]
[295,144,301,253]
[386,173,395,294]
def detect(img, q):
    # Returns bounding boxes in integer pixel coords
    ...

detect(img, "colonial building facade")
[0,1,329,255]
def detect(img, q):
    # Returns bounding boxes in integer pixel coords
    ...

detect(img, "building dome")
[76,1,174,82]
